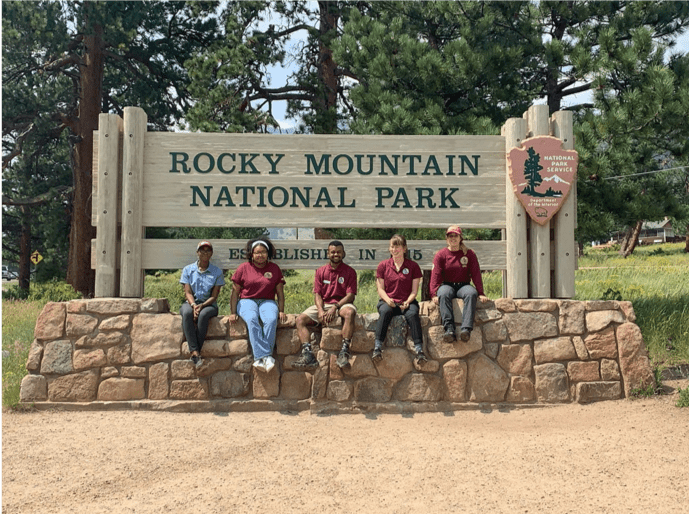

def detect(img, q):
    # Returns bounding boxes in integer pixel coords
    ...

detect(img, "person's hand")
[479,295,490,303]
[400,301,409,310]
[228,313,239,324]
[279,312,287,323]
[324,306,338,324]
[386,299,396,308]
[193,303,201,320]
[432,296,439,305]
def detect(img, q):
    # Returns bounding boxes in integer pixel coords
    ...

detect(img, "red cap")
[197,240,213,251]
[445,225,462,237]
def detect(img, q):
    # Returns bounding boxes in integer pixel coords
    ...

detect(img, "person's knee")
[296,313,311,329]
[341,307,356,322]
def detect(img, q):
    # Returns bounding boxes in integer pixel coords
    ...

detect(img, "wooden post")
[94,114,123,297]
[120,107,147,297]
[525,105,551,298]
[503,118,528,298]
[551,111,576,298]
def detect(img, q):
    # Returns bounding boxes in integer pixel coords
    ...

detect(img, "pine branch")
[2,185,73,207]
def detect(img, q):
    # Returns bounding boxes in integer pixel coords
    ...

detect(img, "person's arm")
[469,251,487,299]
[183,283,196,307]
[401,277,420,310]
[315,293,328,323]
[430,251,444,304]
[276,283,287,323]
[228,285,240,323]
[377,277,396,307]
[199,285,221,309]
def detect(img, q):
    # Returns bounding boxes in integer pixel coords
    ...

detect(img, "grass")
[2,242,687,408]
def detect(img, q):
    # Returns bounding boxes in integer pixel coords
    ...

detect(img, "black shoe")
[336,348,351,368]
[191,354,202,367]
[293,349,318,370]
[372,347,383,362]
[415,351,428,364]
[460,329,471,342]
[443,327,456,342]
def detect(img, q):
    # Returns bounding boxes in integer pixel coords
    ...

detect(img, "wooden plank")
[551,111,576,298]
[92,239,506,271]
[503,118,528,298]
[120,107,147,297]
[526,105,551,298]
[94,114,123,297]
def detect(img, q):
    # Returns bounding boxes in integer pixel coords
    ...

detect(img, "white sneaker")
[264,356,276,373]
[253,358,266,372]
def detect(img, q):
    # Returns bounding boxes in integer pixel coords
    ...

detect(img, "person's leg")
[195,304,218,353]
[257,300,279,358]
[437,284,457,337]
[237,299,264,359]
[337,305,356,368]
[293,307,319,369]
[374,300,395,345]
[403,301,427,362]
[457,284,478,338]
[180,303,199,354]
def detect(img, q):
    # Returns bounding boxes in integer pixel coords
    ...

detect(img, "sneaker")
[372,347,383,362]
[293,349,318,370]
[414,351,428,364]
[336,348,351,369]
[191,354,200,366]
[253,358,266,372]
[264,356,276,373]
[443,327,456,342]
[460,329,471,342]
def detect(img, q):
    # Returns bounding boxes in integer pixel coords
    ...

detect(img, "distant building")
[611,218,676,245]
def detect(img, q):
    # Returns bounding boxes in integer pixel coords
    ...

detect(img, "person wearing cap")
[180,241,225,367]
[293,240,357,370]
[229,238,286,373]
[373,234,426,364]
[430,226,489,342]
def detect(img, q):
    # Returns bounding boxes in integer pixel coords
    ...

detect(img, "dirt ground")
[3,381,688,514]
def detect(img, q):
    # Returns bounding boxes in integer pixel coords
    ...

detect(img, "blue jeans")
[180,303,218,354]
[237,299,279,360]
[437,283,478,332]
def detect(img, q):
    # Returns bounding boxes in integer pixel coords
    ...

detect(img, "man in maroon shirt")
[430,226,489,342]
[293,241,358,370]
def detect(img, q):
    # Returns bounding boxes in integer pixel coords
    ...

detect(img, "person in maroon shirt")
[430,225,489,342]
[293,241,358,370]
[373,234,426,364]
[229,238,286,373]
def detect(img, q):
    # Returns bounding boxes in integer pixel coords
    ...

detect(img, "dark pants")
[180,303,218,353]
[375,300,423,346]
[437,283,478,332]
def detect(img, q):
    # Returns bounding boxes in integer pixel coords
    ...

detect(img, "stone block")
[502,312,557,342]
[206,316,228,338]
[494,298,517,312]
[351,329,375,353]
[76,332,127,348]
[600,359,621,381]
[210,371,250,398]
[86,299,141,315]
[534,363,570,403]
[312,350,330,399]
[497,344,533,377]
[276,329,301,355]
[26,341,43,372]
[344,354,377,378]
[482,320,508,342]
[40,340,73,375]
[252,366,279,398]
[66,314,98,337]
[73,348,107,371]
[617,322,654,397]
[172,359,196,379]
[515,299,558,312]
[227,339,250,356]
[170,379,209,400]
[476,305,502,323]
[619,301,636,322]
[585,300,618,311]
[451,298,465,323]
[20,375,48,402]
[278,313,297,328]
[67,300,87,313]
[419,301,441,325]
[327,380,353,401]
[353,377,393,402]
[106,344,132,366]
[359,312,379,331]
[148,362,169,399]
[572,336,589,360]
[442,360,467,402]
[584,326,618,359]
[373,347,413,380]
[228,317,248,338]
[200,340,228,358]
[121,366,147,379]
[567,361,600,382]
[534,337,577,364]
[140,298,170,313]
[233,355,253,373]
[280,371,312,400]
[48,370,98,402]
[484,343,499,359]
[558,300,585,335]
[320,327,343,351]
[506,376,535,403]
[467,353,509,402]
[99,315,131,331]
[586,310,625,332]
[131,313,183,364]
[394,374,442,402]
[98,378,145,401]
[413,358,440,373]
[427,326,482,359]
[383,316,408,347]
[34,302,66,340]
[101,367,119,379]
[329,354,345,380]
[196,358,233,377]
[576,381,621,404]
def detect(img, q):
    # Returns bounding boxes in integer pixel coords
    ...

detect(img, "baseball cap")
[446,225,462,237]
[197,240,213,251]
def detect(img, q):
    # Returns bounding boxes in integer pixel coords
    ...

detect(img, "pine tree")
[522,148,544,196]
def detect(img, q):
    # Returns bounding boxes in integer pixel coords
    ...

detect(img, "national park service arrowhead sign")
[507,136,578,225]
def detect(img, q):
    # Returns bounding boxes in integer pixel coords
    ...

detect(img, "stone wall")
[20,298,654,412]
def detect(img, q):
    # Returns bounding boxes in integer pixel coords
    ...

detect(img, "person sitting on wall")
[180,240,225,368]
[293,240,358,370]
[430,225,489,342]
[229,238,286,373]
[373,234,426,364]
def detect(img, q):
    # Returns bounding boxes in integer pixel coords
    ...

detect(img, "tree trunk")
[619,220,644,258]
[66,25,104,297]
[19,205,31,291]
[315,1,339,134]
[685,224,689,253]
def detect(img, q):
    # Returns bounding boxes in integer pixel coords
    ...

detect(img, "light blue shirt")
[180,261,225,306]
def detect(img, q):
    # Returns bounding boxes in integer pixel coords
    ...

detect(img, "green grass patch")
[676,387,689,408]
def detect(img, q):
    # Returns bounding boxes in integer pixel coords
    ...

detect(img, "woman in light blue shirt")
[180,240,225,367]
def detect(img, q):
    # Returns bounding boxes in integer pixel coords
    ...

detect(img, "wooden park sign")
[92,105,577,300]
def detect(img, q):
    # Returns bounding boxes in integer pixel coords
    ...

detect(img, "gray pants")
[437,283,478,332]
[180,303,218,353]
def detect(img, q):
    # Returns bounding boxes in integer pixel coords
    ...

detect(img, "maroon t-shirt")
[232,261,285,299]
[376,257,422,304]
[314,262,357,304]
[429,247,484,296]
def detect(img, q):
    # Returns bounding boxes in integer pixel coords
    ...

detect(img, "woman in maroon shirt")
[430,225,489,342]
[374,234,426,363]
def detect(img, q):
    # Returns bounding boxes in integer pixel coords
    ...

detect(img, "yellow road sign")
[30,251,43,265]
